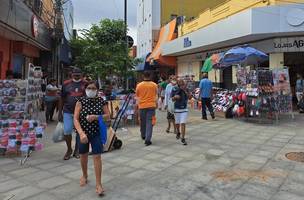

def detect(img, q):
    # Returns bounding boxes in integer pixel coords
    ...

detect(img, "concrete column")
[232,66,237,84]
[270,53,284,69]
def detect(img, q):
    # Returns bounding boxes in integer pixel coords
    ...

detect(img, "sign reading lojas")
[274,39,304,49]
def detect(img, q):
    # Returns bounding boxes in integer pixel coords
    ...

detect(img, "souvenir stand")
[0,64,46,165]
[234,66,293,123]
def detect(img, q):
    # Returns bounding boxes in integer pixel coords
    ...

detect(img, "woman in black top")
[74,81,110,196]
[172,79,191,145]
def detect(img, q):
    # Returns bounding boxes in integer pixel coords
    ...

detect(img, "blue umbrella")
[221,45,268,66]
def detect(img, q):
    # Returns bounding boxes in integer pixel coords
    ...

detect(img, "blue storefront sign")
[184,37,192,48]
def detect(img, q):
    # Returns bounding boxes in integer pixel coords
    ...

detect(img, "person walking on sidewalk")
[164,75,177,134]
[74,81,109,196]
[58,68,87,160]
[172,79,191,145]
[159,78,168,110]
[45,78,59,123]
[199,73,215,120]
[136,71,158,146]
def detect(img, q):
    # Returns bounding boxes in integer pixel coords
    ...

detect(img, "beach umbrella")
[201,57,213,72]
[221,45,268,66]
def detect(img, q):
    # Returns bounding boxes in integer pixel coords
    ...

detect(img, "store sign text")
[274,40,304,49]
[184,37,192,48]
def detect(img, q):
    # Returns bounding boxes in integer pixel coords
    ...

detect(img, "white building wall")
[62,0,74,41]
[137,0,161,58]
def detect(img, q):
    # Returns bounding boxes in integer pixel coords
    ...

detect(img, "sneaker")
[176,132,181,140]
[181,138,187,145]
[145,141,152,146]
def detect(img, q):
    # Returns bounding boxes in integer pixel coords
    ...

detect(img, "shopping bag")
[167,99,175,114]
[98,116,107,145]
[52,122,64,143]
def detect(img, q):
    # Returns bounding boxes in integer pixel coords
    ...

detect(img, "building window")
[33,0,43,16]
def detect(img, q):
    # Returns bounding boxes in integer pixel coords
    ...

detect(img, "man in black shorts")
[164,75,177,134]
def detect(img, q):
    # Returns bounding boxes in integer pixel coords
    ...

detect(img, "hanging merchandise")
[234,67,293,123]
[0,64,46,163]
[211,88,234,114]
[272,68,293,114]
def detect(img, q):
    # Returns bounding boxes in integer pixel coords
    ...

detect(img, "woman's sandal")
[63,151,72,160]
[79,176,88,187]
[96,185,105,197]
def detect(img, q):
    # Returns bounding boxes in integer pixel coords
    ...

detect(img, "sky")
[72,0,137,44]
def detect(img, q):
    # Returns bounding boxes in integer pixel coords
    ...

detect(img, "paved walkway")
[1,110,304,200]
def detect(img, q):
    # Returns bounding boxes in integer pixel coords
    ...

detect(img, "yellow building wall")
[161,0,227,26]
[178,0,304,36]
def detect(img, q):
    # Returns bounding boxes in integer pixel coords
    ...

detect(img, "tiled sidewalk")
[1,111,304,200]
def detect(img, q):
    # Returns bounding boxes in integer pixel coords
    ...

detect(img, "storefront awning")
[147,19,177,67]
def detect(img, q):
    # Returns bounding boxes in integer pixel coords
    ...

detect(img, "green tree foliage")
[71,19,137,79]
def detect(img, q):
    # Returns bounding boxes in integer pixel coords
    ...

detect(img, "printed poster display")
[272,68,293,113]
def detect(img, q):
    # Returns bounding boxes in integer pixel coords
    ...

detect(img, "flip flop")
[80,176,88,187]
[73,153,80,159]
[63,151,72,160]
[96,185,105,197]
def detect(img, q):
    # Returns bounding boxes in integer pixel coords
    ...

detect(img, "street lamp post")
[124,0,129,90]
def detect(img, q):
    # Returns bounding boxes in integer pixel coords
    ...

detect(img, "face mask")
[171,81,177,85]
[73,79,81,83]
[86,89,97,98]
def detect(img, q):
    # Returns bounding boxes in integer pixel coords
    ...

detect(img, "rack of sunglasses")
[0,64,46,164]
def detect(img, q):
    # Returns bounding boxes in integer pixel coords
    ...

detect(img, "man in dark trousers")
[199,73,215,120]
[58,68,87,160]
[136,71,158,146]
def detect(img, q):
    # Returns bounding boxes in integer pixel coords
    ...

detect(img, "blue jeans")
[63,113,74,135]
[139,108,155,142]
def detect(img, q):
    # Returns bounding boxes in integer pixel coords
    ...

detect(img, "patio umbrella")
[221,45,268,66]
[202,53,226,72]
[201,57,213,72]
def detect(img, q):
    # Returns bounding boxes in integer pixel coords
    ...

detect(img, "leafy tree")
[71,19,138,80]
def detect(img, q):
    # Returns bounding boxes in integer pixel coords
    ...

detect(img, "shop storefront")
[0,0,52,79]
[146,18,178,80]
[163,3,304,96]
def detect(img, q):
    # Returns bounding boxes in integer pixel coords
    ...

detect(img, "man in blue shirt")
[199,73,215,120]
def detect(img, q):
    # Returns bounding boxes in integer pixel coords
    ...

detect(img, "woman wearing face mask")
[74,81,110,196]
[171,79,191,145]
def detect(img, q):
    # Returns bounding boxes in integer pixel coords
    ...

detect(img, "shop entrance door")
[284,52,304,106]
[223,66,233,90]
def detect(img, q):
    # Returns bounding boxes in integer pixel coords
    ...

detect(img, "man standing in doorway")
[58,68,87,160]
[136,71,158,146]
[199,73,215,120]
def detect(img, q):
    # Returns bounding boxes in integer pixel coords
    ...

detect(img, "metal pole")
[124,0,128,90]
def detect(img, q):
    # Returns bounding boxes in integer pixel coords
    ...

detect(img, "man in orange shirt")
[136,71,158,146]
